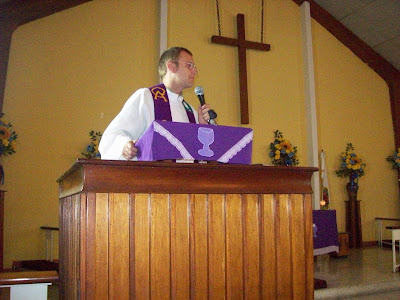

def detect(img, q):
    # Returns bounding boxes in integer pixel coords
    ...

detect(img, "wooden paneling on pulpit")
[58,159,318,299]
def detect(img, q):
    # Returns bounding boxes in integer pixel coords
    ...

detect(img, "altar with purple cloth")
[313,210,339,256]
[135,121,253,164]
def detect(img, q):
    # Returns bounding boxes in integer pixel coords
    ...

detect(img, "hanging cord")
[261,0,265,43]
[216,0,264,41]
[216,0,221,36]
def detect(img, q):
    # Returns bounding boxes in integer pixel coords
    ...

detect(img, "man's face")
[174,51,198,89]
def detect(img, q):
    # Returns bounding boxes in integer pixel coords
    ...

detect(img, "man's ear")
[167,60,178,73]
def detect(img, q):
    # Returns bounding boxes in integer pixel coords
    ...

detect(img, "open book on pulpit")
[135,121,253,164]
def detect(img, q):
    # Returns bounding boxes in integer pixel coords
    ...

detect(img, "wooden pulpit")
[58,159,317,299]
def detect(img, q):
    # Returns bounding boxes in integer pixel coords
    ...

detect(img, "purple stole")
[149,83,196,123]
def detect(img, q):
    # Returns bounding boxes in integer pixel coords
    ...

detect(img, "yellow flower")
[2,139,9,146]
[275,154,280,160]
[11,140,16,149]
[0,126,11,140]
[341,153,346,157]
[346,158,350,164]
[347,164,352,169]
[275,150,280,154]
[280,141,292,152]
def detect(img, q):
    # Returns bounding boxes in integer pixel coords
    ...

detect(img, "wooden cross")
[212,14,270,124]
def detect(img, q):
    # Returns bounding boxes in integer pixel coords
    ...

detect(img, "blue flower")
[269,130,299,166]
[284,159,292,166]
[86,144,94,152]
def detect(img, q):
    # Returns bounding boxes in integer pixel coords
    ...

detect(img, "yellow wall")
[169,0,306,164]
[3,0,158,267]
[312,21,399,238]
[2,0,398,267]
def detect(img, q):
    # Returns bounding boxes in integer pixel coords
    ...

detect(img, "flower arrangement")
[269,130,298,166]
[335,143,366,178]
[335,143,366,194]
[0,113,17,157]
[82,130,102,159]
[386,148,400,169]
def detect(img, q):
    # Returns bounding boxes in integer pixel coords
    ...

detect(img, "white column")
[300,1,320,209]
[159,0,168,57]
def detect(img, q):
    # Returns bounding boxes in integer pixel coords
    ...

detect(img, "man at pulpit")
[99,47,215,160]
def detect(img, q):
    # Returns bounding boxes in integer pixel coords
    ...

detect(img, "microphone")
[194,86,217,125]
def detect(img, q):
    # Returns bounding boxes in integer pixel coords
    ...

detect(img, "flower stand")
[345,200,363,248]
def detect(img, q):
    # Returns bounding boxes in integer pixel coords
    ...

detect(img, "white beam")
[160,0,168,57]
[301,1,320,209]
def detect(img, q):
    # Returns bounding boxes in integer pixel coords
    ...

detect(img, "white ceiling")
[313,0,400,71]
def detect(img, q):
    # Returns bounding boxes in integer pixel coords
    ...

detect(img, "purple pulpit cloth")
[313,210,339,256]
[135,121,253,164]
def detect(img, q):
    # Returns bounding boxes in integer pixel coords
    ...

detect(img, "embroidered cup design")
[198,127,214,157]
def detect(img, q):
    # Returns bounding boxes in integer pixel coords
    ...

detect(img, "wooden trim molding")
[58,159,319,197]
[0,270,59,285]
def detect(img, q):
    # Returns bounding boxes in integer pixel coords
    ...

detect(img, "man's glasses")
[176,61,197,70]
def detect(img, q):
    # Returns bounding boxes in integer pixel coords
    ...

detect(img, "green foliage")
[82,130,102,159]
[268,130,299,166]
[386,148,400,169]
[0,113,18,157]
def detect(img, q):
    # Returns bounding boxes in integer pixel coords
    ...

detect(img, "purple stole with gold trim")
[149,83,196,123]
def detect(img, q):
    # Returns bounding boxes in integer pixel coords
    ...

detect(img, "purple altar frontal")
[135,121,253,164]
[313,210,339,256]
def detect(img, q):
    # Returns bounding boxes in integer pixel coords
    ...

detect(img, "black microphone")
[194,86,217,125]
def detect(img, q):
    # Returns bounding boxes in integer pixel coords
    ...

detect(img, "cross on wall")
[212,14,270,124]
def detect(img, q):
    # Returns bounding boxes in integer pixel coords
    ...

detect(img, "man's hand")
[198,104,211,124]
[122,140,138,160]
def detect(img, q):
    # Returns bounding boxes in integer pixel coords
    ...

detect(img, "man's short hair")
[158,47,192,79]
